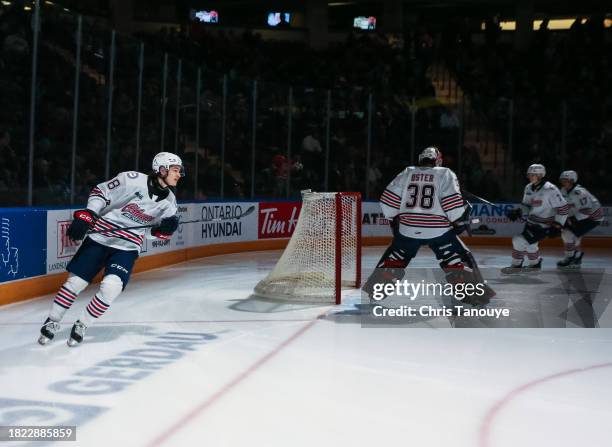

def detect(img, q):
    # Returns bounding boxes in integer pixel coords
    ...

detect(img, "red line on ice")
[144,317,322,447]
[479,362,612,447]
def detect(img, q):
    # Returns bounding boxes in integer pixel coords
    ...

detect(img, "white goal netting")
[254,191,361,304]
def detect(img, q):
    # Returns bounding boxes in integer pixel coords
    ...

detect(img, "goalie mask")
[418,147,443,167]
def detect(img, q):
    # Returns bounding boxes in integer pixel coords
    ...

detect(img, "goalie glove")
[67,209,98,242]
[506,208,523,222]
[452,200,473,235]
[152,215,179,240]
[389,216,400,236]
[452,219,469,235]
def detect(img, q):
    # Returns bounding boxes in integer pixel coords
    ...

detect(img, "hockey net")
[254,191,362,304]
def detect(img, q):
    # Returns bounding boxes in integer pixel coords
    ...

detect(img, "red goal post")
[254,191,362,304]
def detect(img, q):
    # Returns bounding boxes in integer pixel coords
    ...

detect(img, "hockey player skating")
[556,170,603,269]
[363,146,494,306]
[38,152,183,347]
[502,164,569,274]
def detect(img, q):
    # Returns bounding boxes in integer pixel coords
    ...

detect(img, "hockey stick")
[89,205,256,235]
[462,190,496,207]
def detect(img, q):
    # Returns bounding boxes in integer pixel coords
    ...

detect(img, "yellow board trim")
[1,236,611,306]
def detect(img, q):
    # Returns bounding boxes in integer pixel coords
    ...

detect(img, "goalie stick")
[462,190,496,207]
[88,205,256,235]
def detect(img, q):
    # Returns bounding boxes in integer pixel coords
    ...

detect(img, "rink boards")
[1,200,611,304]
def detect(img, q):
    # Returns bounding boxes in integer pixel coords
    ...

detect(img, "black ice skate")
[501,259,542,275]
[67,320,87,347]
[557,256,574,269]
[501,263,525,275]
[38,318,60,345]
[523,258,542,273]
[558,252,583,270]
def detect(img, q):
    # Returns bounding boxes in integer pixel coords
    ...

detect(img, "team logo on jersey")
[121,203,154,224]
[531,200,543,206]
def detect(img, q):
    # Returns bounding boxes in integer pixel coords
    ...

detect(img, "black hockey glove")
[152,215,180,240]
[506,208,523,222]
[564,216,577,229]
[452,219,468,235]
[452,200,472,235]
[547,222,562,238]
[389,216,400,236]
[67,209,98,242]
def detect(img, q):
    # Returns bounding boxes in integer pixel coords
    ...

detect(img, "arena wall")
[1,201,611,305]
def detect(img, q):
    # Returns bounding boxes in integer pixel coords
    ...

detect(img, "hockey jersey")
[519,181,568,228]
[562,184,604,222]
[380,166,466,239]
[85,171,178,251]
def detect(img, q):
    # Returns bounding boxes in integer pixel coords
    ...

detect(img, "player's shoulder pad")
[543,181,558,191]
[433,166,455,178]
[396,166,415,178]
[118,171,146,182]
[573,185,585,195]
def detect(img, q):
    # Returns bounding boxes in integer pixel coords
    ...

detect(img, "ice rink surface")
[1,246,612,447]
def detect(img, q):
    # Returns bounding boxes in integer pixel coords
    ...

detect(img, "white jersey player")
[502,164,569,274]
[380,154,466,239]
[557,170,603,269]
[364,146,494,305]
[38,152,184,346]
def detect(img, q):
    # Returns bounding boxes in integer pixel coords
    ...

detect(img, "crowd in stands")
[1,1,610,207]
[443,14,612,202]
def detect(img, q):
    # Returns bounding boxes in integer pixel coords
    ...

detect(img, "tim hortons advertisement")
[194,202,258,245]
[258,202,302,239]
[47,209,80,274]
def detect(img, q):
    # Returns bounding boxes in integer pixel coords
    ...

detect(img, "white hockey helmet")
[526,163,546,177]
[418,146,443,167]
[559,170,578,183]
[152,152,185,177]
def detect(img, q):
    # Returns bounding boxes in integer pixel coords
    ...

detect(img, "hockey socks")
[49,274,88,322]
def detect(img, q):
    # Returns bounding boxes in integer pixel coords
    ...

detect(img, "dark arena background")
[0,0,611,446]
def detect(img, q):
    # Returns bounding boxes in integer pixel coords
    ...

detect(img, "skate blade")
[501,269,524,275]
[557,265,581,271]
[67,338,81,347]
[38,335,51,346]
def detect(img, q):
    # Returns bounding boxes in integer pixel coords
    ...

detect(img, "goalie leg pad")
[429,231,495,302]
[363,236,420,300]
